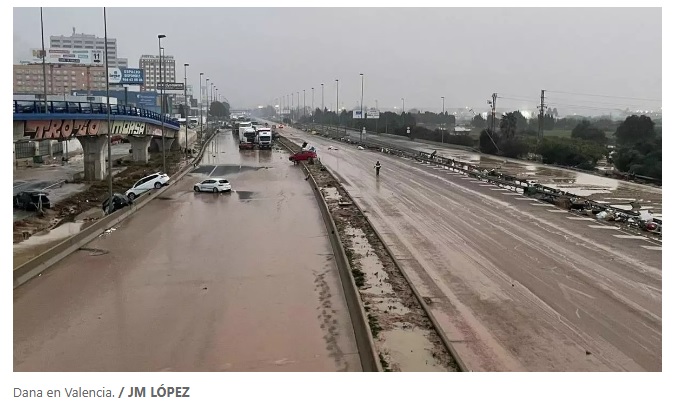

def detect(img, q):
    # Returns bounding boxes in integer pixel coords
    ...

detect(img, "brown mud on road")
[280,136,458,372]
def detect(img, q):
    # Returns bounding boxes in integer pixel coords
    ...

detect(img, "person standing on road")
[375,160,381,176]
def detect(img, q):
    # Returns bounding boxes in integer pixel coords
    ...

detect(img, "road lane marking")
[546,209,568,213]
[503,192,520,195]
[208,166,218,177]
[567,216,595,221]
[516,198,537,201]
[588,225,621,229]
[641,245,662,250]
[613,235,649,240]
[469,180,481,183]
[530,203,556,207]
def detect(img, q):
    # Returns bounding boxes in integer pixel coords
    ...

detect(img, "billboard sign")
[366,108,379,119]
[353,109,364,119]
[157,82,185,91]
[137,92,159,108]
[108,68,145,85]
[30,48,103,65]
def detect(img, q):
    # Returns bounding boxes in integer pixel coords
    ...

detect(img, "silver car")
[193,178,232,193]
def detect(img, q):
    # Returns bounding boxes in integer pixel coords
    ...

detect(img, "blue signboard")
[108,68,145,85]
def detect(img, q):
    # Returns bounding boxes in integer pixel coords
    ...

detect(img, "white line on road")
[469,180,481,183]
[530,203,556,207]
[641,245,662,250]
[516,198,537,201]
[490,188,508,191]
[546,209,568,213]
[588,225,621,230]
[502,192,520,195]
[208,166,218,177]
[613,235,649,240]
[567,216,595,221]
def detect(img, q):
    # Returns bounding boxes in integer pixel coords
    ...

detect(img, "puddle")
[321,187,342,202]
[346,226,394,296]
[235,191,255,201]
[380,326,447,371]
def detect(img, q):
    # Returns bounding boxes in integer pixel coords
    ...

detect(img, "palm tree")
[499,112,518,140]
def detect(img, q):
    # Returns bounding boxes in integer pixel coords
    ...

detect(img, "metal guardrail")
[13,100,181,128]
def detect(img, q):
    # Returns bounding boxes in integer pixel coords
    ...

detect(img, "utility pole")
[538,89,546,142]
[303,89,306,119]
[104,7,113,214]
[375,99,379,134]
[205,78,210,131]
[489,92,498,134]
[401,97,405,127]
[321,83,324,114]
[296,91,299,122]
[311,87,314,123]
[291,93,294,123]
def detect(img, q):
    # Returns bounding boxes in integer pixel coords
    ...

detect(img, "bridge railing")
[13,100,181,127]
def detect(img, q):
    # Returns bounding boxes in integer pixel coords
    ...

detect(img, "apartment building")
[13,63,107,95]
[50,29,128,68]
[139,54,176,92]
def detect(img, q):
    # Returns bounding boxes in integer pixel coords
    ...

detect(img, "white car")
[328,146,338,150]
[193,178,232,193]
[357,146,365,150]
[125,172,170,200]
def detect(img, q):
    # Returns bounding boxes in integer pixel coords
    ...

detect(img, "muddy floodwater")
[357,132,663,219]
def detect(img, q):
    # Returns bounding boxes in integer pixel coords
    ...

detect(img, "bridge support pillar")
[129,135,153,163]
[150,137,175,153]
[76,135,108,181]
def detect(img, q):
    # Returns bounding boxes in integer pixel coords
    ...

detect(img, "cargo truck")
[256,128,273,149]
[239,127,256,149]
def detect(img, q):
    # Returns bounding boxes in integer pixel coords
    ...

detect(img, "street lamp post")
[158,34,166,174]
[401,97,405,127]
[321,83,324,113]
[303,89,306,120]
[40,8,48,112]
[441,96,445,144]
[311,87,314,123]
[360,73,364,143]
[184,63,189,159]
[335,79,339,129]
[199,72,203,143]
[291,93,294,123]
[205,78,210,131]
[104,7,113,213]
[296,91,299,122]
[375,99,379,134]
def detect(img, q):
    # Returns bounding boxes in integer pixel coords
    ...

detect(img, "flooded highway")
[14,130,361,372]
[354,131,663,219]
[283,126,661,371]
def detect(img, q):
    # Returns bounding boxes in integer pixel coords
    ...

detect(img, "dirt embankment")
[13,135,210,246]
[279,136,458,372]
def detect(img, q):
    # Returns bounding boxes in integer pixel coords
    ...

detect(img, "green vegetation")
[209,100,229,118]
[611,115,661,180]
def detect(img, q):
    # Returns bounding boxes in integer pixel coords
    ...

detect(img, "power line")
[547,98,659,110]
[546,90,661,102]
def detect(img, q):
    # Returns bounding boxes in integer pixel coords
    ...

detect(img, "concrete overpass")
[13,100,181,180]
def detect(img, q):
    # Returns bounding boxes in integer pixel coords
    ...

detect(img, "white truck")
[237,121,252,137]
[256,127,273,149]
[239,127,256,150]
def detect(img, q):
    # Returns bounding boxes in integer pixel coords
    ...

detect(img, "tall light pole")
[335,79,339,128]
[303,89,306,119]
[321,83,324,113]
[158,34,166,174]
[311,87,315,122]
[104,7,113,213]
[360,73,364,143]
[401,97,405,127]
[183,63,189,159]
[296,91,299,122]
[199,72,203,142]
[291,93,294,122]
[205,78,210,130]
[441,96,445,144]
[40,8,48,112]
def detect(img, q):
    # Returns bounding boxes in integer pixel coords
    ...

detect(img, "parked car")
[194,179,232,193]
[125,172,170,200]
[102,193,132,215]
[289,150,317,164]
[14,191,51,211]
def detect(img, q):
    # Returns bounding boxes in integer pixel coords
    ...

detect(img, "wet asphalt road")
[14,130,361,372]
[282,126,661,372]
[337,128,663,218]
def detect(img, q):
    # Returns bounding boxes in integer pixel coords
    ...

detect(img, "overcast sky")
[13,7,662,115]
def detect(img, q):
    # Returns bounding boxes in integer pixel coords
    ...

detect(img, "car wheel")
[194,186,200,192]
[154,182,162,189]
[128,192,136,200]
[213,187,218,193]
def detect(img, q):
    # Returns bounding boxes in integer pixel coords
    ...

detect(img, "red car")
[289,150,317,164]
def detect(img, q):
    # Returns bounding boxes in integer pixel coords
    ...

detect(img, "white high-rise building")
[50,28,128,68]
